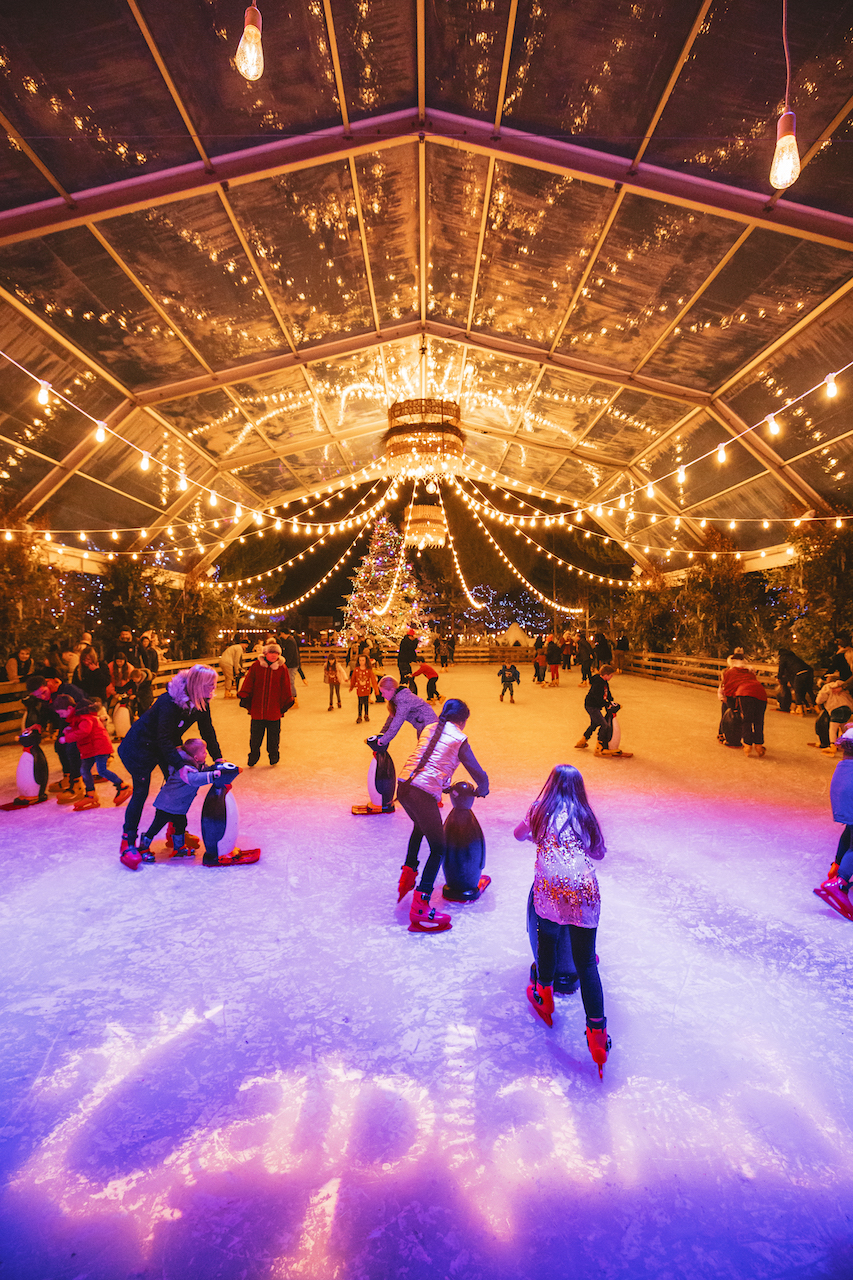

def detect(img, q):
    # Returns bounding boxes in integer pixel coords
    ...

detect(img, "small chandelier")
[404,503,447,549]
[383,399,465,481]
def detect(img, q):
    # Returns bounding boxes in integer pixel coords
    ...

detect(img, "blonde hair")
[185,665,217,710]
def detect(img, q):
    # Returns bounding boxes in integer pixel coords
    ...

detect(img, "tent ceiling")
[0,0,851,561]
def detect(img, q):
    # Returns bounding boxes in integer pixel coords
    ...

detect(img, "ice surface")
[1,667,851,1280]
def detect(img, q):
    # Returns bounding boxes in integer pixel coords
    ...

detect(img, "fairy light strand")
[437,482,485,610]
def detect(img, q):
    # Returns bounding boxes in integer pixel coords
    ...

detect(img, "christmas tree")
[340,516,431,645]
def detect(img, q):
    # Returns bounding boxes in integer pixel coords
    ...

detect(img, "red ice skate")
[526,980,554,1027]
[408,890,451,933]
[397,865,417,901]
[585,1021,612,1079]
[813,878,853,921]
[166,822,200,850]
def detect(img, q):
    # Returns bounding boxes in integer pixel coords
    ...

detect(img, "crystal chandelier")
[404,503,447,548]
[382,399,465,483]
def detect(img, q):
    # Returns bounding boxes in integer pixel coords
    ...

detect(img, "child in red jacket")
[53,694,130,810]
[238,643,294,766]
[349,653,379,724]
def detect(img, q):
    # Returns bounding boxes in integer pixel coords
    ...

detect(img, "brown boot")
[575,737,589,749]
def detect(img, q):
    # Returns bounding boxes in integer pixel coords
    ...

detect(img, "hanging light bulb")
[209,492,218,507]
[677,466,686,484]
[140,452,150,471]
[767,414,780,435]
[178,474,188,491]
[646,483,654,498]
[4,530,12,541]
[235,5,263,80]
[78,531,86,542]
[37,380,50,405]
[619,495,626,509]
[770,111,800,189]
[717,444,726,463]
[95,421,107,443]
[836,518,843,529]
[825,373,838,397]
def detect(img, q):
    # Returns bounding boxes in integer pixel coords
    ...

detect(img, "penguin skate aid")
[1,725,50,810]
[394,698,489,932]
[813,723,853,921]
[352,675,438,817]
[514,763,611,1079]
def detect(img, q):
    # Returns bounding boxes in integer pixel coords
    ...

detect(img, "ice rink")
[1,664,851,1280]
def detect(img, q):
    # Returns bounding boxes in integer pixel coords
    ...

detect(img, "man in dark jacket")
[576,665,616,752]
[238,643,293,766]
[576,633,595,686]
[545,636,562,685]
[397,629,419,684]
[280,629,301,709]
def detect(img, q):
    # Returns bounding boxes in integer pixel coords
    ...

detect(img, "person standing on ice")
[374,676,438,750]
[118,665,223,863]
[134,738,236,863]
[396,698,489,929]
[349,652,379,723]
[813,725,853,920]
[396,627,419,686]
[238,642,293,766]
[576,664,616,754]
[513,763,610,1077]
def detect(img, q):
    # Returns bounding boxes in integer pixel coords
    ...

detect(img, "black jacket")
[546,641,562,664]
[398,634,419,668]
[584,673,614,712]
[118,672,221,775]
[281,635,299,668]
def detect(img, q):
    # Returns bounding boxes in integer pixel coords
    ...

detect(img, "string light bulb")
[767,414,780,435]
[37,380,50,405]
[677,466,686,483]
[770,111,800,189]
[825,374,838,397]
[235,504,242,519]
[140,452,150,471]
[178,474,188,491]
[95,422,106,443]
[717,444,726,463]
[235,5,263,80]
[209,492,218,507]
[646,483,654,498]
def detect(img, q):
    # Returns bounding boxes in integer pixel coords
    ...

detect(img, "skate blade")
[407,919,452,933]
[813,886,853,921]
[1,795,48,810]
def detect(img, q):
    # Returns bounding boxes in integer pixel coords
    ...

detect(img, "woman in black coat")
[117,665,222,858]
[76,646,112,703]
[777,648,815,714]
[593,632,613,666]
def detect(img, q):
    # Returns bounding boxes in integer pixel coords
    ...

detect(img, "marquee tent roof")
[0,0,852,575]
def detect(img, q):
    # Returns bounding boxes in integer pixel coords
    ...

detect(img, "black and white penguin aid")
[1,725,50,811]
[353,736,396,815]
[200,763,261,866]
[441,780,491,902]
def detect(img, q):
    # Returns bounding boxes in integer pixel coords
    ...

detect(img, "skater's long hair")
[184,665,217,710]
[409,698,470,782]
[528,764,605,859]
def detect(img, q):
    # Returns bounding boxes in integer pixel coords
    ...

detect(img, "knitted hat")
[263,643,282,656]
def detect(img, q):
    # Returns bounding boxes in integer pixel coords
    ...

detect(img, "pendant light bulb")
[209,492,218,507]
[235,5,263,81]
[37,380,50,405]
[717,444,726,463]
[95,421,106,443]
[769,111,800,190]
[178,474,188,491]
[825,373,838,397]
[767,414,780,435]
[140,451,150,471]
[235,503,242,519]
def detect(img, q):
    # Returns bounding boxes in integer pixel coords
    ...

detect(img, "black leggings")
[124,767,164,840]
[536,916,604,1022]
[357,695,369,717]
[580,659,593,682]
[397,779,445,897]
[144,808,186,840]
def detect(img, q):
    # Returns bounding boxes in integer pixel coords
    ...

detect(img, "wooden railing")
[620,650,780,698]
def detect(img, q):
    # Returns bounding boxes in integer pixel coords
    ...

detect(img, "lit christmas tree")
[340,516,431,644]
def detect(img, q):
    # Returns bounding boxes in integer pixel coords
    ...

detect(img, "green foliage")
[100,558,171,656]
[340,517,431,643]
[171,569,230,659]
[0,529,64,655]
[763,517,853,662]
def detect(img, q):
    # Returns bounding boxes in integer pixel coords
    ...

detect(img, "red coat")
[239,658,293,720]
[63,710,113,759]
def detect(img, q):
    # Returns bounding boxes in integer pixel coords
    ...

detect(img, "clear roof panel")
[460,349,539,432]
[38,472,165,539]
[332,0,416,119]
[686,473,806,550]
[0,134,58,211]
[500,439,571,487]
[640,412,768,513]
[581,391,689,464]
[555,196,745,370]
[427,145,492,325]
[0,452,52,512]
[502,0,701,157]
[308,347,388,432]
[642,231,853,391]
[426,0,516,121]
[644,0,853,194]
[790,434,853,506]
[472,164,613,346]
[545,456,615,505]
[0,0,197,200]
[96,194,288,370]
[230,370,326,449]
[0,228,202,388]
[226,163,375,348]
[231,458,296,504]
[522,369,618,445]
[354,146,419,326]
[146,390,243,463]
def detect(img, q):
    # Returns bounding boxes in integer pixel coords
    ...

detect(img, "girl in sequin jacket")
[514,764,609,1062]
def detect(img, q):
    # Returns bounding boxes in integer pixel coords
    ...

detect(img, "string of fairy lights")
[437,480,485,611]
[372,482,418,617]
[231,529,367,616]
[466,506,586,615]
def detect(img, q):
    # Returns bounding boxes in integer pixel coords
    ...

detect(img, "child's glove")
[212,762,241,785]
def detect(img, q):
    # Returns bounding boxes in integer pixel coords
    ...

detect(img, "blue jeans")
[81,754,123,791]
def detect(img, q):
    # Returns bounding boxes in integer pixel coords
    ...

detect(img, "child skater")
[135,739,238,862]
[409,660,441,702]
[497,661,520,703]
[324,654,344,710]
[53,694,131,810]
[814,724,853,920]
[395,698,489,927]
[514,763,611,1077]
[349,652,379,724]
[576,664,619,754]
